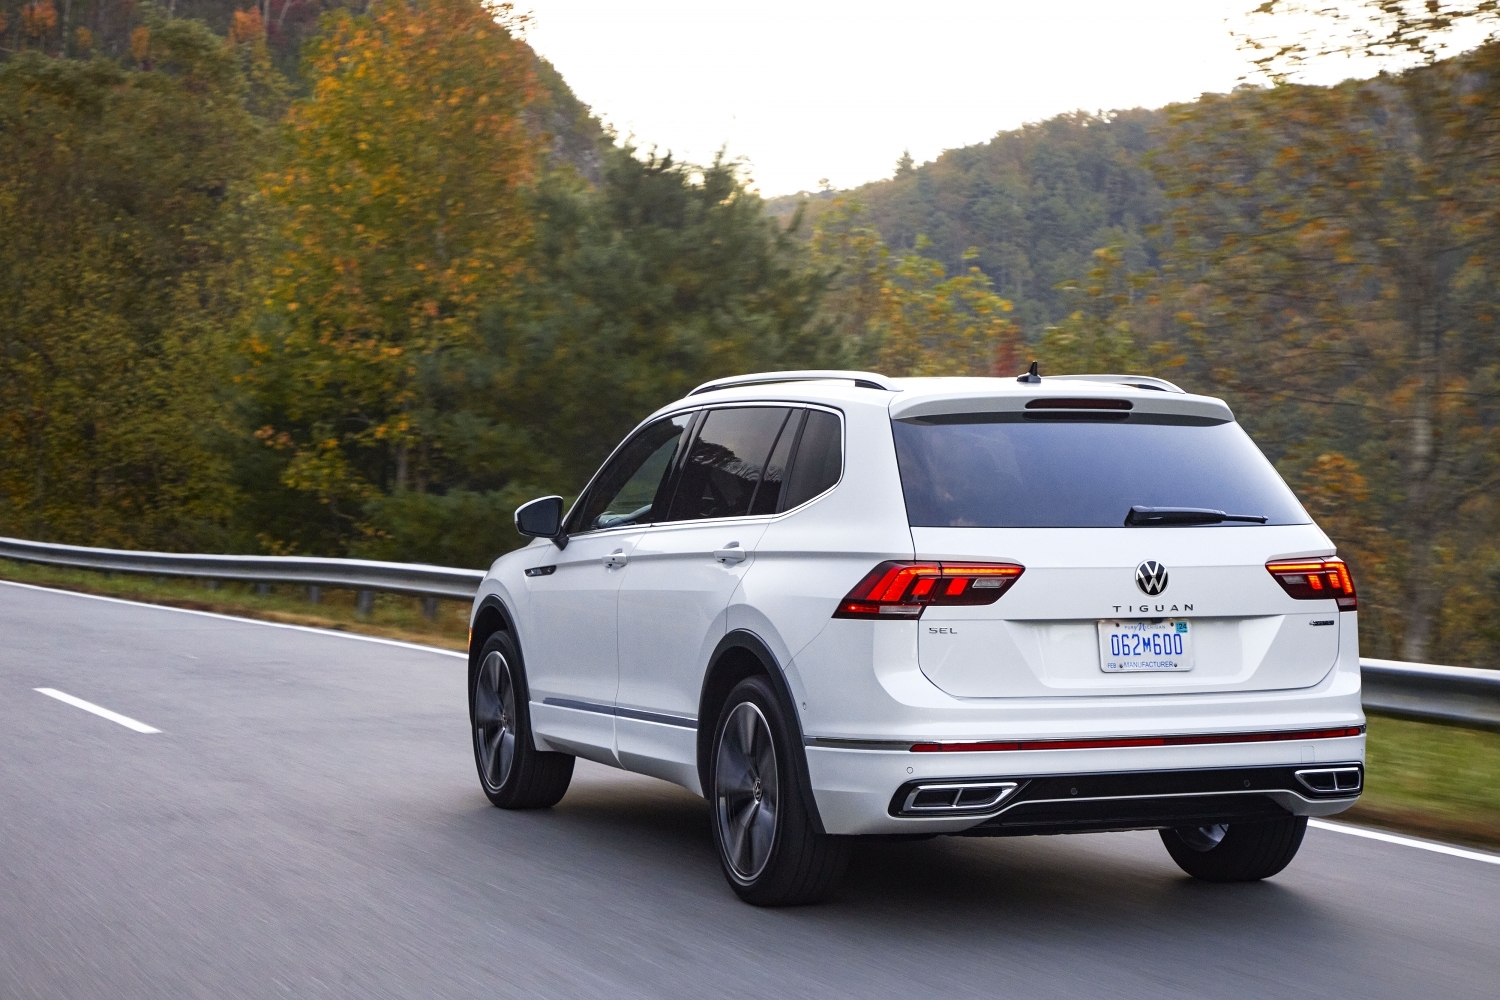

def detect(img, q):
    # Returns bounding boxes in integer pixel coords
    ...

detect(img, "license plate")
[1097,619,1194,672]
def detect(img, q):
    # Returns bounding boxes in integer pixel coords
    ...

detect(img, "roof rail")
[688,370,898,396]
[1045,374,1186,394]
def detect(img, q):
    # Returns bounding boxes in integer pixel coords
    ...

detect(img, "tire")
[1160,815,1308,882]
[709,676,850,905]
[470,630,574,809]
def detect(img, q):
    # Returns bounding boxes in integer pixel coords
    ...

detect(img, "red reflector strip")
[908,725,1365,753]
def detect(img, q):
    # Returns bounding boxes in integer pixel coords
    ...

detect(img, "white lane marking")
[0,580,465,659]
[34,688,161,733]
[1310,819,1500,865]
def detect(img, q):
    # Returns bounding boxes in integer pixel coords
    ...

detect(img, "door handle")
[714,542,746,565]
[603,549,628,569]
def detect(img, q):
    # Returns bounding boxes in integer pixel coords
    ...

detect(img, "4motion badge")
[1135,561,1169,596]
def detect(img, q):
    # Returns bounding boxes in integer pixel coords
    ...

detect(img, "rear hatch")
[890,383,1343,698]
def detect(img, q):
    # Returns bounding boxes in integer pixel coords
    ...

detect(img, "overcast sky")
[513,1,1322,196]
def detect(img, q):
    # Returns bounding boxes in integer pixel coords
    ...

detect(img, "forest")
[2,0,1499,668]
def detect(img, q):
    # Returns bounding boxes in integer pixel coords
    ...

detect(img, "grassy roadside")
[3,559,1496,852]
[1346,714,1500,851]
[0,558,470,651]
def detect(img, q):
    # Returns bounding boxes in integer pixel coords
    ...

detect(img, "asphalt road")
[3,582,1497,1000]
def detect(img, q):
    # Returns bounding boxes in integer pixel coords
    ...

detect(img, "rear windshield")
[891,415,1309,528]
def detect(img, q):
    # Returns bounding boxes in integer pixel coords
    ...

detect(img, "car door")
[614,405,798,790]
[523,413,691,766]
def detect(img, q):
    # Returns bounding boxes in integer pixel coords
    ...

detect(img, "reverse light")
[1266,557,1357,611]
[832,561,1024,619]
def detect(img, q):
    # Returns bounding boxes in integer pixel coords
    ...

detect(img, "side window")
[781,409,842,510]
[570,413,692,533]
[748,410,803,516]
[666,407,791,521]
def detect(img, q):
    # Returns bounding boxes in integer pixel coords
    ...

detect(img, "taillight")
[833,561,1024,619]
[1266,557,1357,610]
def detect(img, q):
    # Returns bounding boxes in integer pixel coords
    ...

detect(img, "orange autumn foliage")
[228,8,263,45]
[21,0,56,38]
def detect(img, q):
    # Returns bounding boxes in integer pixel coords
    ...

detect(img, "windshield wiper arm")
[1124,505,1269,526]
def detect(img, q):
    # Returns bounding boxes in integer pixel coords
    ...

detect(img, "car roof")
[664,371,1234,424]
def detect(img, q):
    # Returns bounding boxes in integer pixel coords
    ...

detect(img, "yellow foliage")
[251,0,540,503]
[810,199,1014,376]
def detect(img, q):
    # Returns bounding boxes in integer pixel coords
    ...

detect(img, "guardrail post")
[308,585,320,605]
[422,596,438,621]
[357,590,373,618]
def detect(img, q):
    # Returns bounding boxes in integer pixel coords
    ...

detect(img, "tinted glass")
[781,409,843,510]
[572,414,691,532]
[891,416,1308,528]
[667,407,791,521]
[749,410,802,516]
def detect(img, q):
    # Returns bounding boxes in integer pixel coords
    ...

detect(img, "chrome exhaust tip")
[902,781,1019,814]
[1295,766,1362,796]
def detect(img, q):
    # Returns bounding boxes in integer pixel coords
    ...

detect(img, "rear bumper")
[905,763,1361,837]
[805,734,1365,835]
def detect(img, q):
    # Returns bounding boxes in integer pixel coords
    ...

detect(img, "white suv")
[467,369,1364,905]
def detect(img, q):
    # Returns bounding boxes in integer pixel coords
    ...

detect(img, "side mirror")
[514,495,566,544]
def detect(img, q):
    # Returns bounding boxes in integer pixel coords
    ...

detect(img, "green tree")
[810,198,1015,377]
[247,0,542,542]
[1153,11,1500,661]
[0,21,263,549]
[1039,245,1147,375]
[473,148,832,498]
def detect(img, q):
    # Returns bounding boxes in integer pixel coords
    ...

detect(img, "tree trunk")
[1398,275,1442,663]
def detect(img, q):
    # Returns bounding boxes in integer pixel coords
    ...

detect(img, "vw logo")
[1135,561,1169,596]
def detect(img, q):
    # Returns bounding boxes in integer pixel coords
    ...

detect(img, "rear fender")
[698,629,827,834]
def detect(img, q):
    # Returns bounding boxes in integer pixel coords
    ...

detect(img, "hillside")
[0,0,610,178]
[768,108,1167,333]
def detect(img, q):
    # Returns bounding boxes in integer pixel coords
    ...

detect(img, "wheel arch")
[468,595,516,712]
[698,629,826,834]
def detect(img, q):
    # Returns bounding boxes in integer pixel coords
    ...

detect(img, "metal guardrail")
[1359,657,1500,733]
[0,536,484,601]
[1,535,1498,730]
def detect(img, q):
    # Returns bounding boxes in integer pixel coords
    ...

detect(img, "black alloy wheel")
[474,648,519,793]
[715,700,779,883]
[709,675,850,905]
[470,630,574,809]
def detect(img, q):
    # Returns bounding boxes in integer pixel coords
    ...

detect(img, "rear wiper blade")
[1124,505,1269,526]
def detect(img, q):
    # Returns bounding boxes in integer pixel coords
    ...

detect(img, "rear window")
[891,415,1309,528]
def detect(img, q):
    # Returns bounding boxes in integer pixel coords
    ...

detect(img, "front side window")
[667,407,792,521]
[571,413,692,532]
